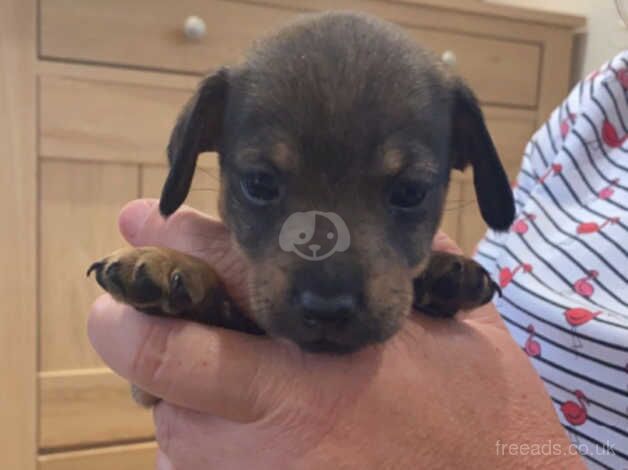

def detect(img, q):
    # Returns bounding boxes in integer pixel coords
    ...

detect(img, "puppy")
[88,12,514,405]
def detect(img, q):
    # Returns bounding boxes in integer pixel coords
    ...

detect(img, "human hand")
[89,199,583,470]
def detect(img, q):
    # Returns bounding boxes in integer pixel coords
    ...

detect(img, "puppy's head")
[160,12,514,353]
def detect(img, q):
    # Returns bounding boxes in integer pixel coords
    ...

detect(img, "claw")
[86,261,104,277]
[170,272,191,304]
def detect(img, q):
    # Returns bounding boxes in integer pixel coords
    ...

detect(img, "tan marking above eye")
[235,142,296,172]
[380,142,440,180]
[381,148,405,176]
[269,142,296,172]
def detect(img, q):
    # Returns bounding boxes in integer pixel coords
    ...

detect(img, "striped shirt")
[475,51,628,470]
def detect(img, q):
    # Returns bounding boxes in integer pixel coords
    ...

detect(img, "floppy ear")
[449,80,515,231]
[159,68,229,216]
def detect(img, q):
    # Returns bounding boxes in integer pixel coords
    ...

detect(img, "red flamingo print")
[538,164,562,183]
[565,307,602,326]
[499,263,533,288]
[524,324,541,357]
[560,390,588,426]
[577,216,620,235]
[560,113,577,139]
[564,308,601,348]
[573,270,598,297]
[512,213,536,235]
[598,179,619,200]
[602,120,627,148]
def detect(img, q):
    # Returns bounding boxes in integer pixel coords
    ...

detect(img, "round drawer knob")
[441,50,457,67]
[183,16,207,41]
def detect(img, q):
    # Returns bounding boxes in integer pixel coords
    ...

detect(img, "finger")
[88,294,295,422]
[153,402,249,468]
[465,302,508,331]
[431,230,463,255]
[156,449,175,470]
[117,198,250,308]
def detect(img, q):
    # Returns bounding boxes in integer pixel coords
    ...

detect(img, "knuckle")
[168,207,199,230]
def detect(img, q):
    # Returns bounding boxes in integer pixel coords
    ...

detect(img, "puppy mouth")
[287,320,392,355]
[298,337,363,354]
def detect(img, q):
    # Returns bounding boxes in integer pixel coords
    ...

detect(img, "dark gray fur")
[159,12,514,352]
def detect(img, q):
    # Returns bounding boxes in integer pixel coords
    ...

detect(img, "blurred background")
[1,0,622,468]
[489,0,626,80]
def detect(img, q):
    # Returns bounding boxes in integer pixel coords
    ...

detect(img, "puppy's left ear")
[160,68,229,216]
[449,80,515,231]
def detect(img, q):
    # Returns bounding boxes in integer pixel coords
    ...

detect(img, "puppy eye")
[389,181,426,210]
[240,171,280,204]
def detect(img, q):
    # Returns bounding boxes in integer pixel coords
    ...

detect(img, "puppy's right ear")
[160,68,229,216]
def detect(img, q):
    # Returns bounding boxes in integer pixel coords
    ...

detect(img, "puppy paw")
[88,246,223,317]
[413,252,500,317]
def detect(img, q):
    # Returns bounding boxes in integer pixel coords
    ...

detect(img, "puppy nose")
[299,290,357,326]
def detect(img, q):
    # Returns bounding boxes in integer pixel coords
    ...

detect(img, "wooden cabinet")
[2,0,584,467]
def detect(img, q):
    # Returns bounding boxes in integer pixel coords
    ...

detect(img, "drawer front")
[40,1,540,107]
[405,28,540,107]
[40,75,192,164]
[38,442,157,470]
[39,370,154,449]
[40,0,296,73]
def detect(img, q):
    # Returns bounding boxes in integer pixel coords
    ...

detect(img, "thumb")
[118,198,228,260]
[431,230,463,255]
[88,294,302,422]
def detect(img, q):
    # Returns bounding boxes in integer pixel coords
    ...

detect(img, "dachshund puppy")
[88,12,513,405]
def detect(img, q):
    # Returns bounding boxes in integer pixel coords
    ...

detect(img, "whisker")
[189,187,219,193]
[443,199,476,211]
[196,166,220,182]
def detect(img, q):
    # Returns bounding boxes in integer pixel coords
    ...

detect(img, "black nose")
[298,290,358,327]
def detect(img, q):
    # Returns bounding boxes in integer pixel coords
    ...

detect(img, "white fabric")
[475,51,628,469]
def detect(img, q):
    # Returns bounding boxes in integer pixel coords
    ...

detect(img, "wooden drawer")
[39,370,154,450]
[38,442,157,470]
[40,0,540,107]
[40,74,193,164]
[40,0,296,73]
[405,29,540,107]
